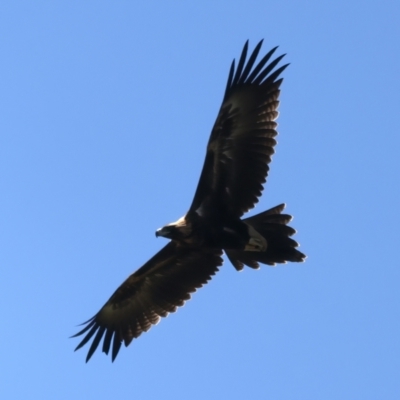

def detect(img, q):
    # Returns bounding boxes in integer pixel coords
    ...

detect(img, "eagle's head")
[155,216,191,241]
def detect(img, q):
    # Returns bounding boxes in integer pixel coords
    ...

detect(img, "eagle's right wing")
[72,242,223,362]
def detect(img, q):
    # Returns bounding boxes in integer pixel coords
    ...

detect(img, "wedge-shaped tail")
[225,204,305,270]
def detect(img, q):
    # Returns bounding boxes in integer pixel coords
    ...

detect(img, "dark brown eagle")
[72,40,305,362]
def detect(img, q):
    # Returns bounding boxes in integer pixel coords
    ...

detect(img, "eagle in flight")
[73,40,306,362]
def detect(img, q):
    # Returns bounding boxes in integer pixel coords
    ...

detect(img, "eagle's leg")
[244,224,267,252]
[244,237,267,252]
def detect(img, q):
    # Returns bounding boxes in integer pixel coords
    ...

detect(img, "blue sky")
[1,1,399,399]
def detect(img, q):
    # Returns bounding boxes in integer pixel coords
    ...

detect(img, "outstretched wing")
[189,40,288,218]
[72,243,223,362]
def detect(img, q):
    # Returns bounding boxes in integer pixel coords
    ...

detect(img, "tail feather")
[225,204,306,271]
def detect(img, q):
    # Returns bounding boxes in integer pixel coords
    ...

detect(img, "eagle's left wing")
[189,40,288,219]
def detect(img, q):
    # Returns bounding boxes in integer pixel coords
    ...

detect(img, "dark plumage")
[72,40,305,362]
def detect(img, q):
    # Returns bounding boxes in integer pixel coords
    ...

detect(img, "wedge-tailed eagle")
[73,40,305,362]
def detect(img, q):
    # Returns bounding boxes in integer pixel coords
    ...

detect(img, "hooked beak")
[155,226,172,238]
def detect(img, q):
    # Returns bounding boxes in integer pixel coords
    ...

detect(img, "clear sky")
[1,1,399,399]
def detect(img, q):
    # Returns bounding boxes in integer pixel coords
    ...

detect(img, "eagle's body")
[156,211,267,252]
[73,40,305,362]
